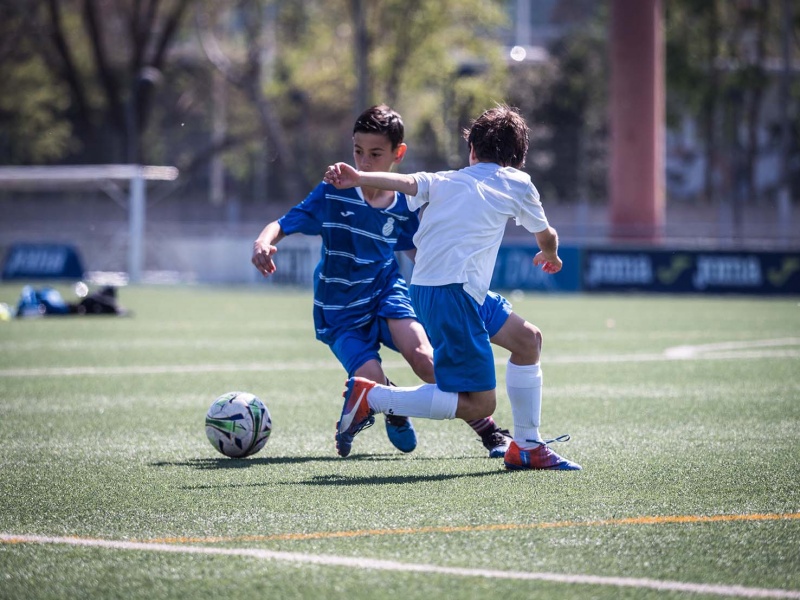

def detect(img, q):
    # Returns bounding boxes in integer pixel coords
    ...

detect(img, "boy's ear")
[393,143,408,163]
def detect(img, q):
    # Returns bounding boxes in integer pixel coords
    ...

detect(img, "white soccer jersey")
[408,162,548,303]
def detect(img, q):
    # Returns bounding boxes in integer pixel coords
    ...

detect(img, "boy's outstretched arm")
[532,226,562,274]
[325,162,418,196]
[252,220,285,276]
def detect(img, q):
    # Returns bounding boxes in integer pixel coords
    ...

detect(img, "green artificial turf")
[0,284,798,599]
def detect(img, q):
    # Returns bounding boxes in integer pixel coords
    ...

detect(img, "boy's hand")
[252,240,278,276]
[533,251,562,274]
[324,162,360,189]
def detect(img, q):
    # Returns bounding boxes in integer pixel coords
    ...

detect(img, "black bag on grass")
[71,286,128,316]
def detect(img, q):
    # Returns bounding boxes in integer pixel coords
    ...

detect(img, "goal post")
[0,165,179,283]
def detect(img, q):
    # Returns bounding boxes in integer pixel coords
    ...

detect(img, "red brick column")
[609,0,665,242]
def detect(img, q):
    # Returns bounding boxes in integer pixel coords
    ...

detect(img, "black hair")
[463,104,529,168]
[353,104,405,150]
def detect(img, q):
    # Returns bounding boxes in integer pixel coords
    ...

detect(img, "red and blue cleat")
[335,377,377,457]
[504,440,582,471]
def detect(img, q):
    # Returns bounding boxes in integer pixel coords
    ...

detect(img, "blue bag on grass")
[16,286,71,317]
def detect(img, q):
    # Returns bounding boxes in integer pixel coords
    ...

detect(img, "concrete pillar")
[609,0,665,242]
[128,172,145,283]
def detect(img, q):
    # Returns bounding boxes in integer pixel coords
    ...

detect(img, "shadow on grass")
[153,455,503,489]
[298,470,502,486]
[152,456,346,469]
[152,453,483,470]
[176,468,502,490]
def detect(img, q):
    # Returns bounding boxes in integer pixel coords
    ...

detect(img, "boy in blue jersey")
[325,104,581,470]
[252,105,513,458]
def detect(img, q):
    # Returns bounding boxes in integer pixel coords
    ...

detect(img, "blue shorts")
[330,318,397,377]
[327,282,418,377]
[481,290,513,338]
[410,284,511,393]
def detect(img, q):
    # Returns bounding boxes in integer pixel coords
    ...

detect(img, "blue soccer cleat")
[385,414,417,453]
[504,440,582,471]
[335,377,376,457]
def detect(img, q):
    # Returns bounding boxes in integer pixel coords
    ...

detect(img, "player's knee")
[516,325,542,364]
[530,326,543,356]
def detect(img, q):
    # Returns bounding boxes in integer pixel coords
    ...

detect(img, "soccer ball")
[205,391,272,458]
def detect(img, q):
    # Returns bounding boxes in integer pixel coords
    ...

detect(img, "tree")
[0,1,74,164]
[665,0,798,208]
[3,0,511,198]
[194,0,510,197]
[0,0,194,165]
[507,4,609,204]
[195,0,306,201]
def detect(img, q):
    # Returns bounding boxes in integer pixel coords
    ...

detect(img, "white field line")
[663,338,800,359]
[0,534,798,599]
[0,346,798,378]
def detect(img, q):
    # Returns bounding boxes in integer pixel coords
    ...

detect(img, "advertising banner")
[2,243,85,280]
[583,249,800,295]
[491,245,581,292]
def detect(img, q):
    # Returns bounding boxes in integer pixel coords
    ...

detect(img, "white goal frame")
[0,165,179,283]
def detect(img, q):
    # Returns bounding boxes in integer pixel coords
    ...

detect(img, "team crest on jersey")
[382,217,395,237]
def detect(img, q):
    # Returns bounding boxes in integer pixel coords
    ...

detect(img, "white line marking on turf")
[0,338,797,378]
[663,338,800,359]
[1,534,798,599]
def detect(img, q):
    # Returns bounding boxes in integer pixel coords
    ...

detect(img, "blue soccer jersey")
[278,182,420,344]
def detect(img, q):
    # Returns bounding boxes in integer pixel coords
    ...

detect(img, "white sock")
[368,384,458,420]
[506,360,543,448]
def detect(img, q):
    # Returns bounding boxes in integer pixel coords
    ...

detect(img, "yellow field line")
[139,511,800,545]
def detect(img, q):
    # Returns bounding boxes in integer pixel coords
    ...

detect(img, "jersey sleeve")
[514,182,550,233]
[277,182,327,236]
[407,172,436,211]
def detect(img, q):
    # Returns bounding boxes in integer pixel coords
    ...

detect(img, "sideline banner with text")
[582,249,800,295]
[490,245,582,292]
[2,243,85,280]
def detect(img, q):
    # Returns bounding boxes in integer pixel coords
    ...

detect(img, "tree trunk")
[702,1,719,206]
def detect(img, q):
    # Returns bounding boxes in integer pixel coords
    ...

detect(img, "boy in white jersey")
[324,105,581,470]
[252,105,513,458]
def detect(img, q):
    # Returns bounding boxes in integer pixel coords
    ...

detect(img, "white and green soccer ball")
[205,391,272,458]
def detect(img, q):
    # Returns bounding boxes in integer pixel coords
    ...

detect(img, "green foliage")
[257,0,511,178]
[0,5,75,164]
[2,0,795,207]
[0,54,75,163]
[510,7,608,203]
[383,0,509,169]
[664,0,798,203]
[0,0,513,191]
